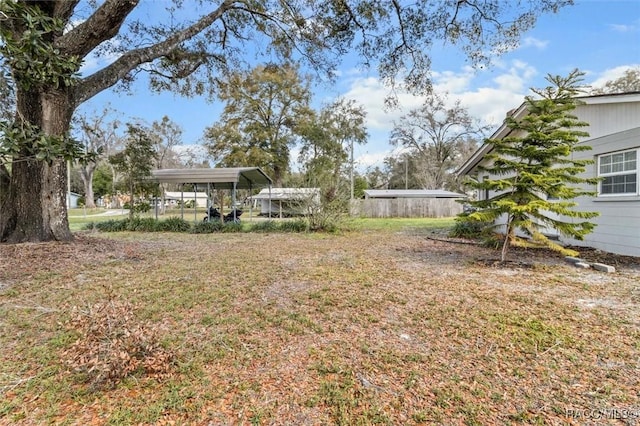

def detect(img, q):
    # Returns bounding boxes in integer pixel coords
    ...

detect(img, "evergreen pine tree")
[463,69,599,262]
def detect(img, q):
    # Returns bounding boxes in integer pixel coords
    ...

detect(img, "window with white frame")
[598,149,638,195]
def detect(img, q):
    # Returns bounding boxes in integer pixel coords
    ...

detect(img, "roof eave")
[455,101,529,177]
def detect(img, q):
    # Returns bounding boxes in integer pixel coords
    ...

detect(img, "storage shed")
[354,189,466,218]
[251,188,320,217]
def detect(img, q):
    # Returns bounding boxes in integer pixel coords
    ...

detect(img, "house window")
[482,175,489,200]
[598,149,638,195]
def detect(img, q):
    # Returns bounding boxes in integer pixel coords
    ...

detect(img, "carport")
[151,167,273,222]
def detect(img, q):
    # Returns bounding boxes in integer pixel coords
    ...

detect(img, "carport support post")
[180,185,185,220]
[206,183,211,221]
[232,182,237,221]
[193,185,197,222]
[249,183,253,221]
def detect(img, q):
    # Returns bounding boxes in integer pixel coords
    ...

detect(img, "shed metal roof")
[252,188,320,200]
[364,189,466,199]
[151,167,273,189]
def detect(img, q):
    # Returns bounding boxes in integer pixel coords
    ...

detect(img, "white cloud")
[332,60,543,169]
[64,18,85,34]
[432,68,474,93]
[339,76,408,131]
[457,87,525,126]
[520,36,549,50]
[340,60,538,134]
[587,64,640,89]
[610,23,637,33]
[355,150,390,170]
[79,41,122,75]
[490,35,548,57]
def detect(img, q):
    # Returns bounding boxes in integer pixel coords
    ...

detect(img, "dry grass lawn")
[1,226,639,425]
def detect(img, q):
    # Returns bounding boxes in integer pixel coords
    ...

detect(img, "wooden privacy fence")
[351,198,464,218]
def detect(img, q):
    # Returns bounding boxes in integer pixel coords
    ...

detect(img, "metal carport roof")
[151,167,273,189]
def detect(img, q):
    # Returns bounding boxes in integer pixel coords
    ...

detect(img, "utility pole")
[350,138,354,200]
[405,156,408,189]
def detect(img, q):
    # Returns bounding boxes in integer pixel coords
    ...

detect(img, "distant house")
[67,192,82,209]
[251,188,320,217]
[457,91,640,257]
[354,189,467,218]
[163,191,209,207]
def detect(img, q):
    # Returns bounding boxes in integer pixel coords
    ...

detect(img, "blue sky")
[79,0,640,172]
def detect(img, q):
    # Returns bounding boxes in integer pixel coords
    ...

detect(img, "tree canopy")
[109,123,158,219]
[390,92,486,190]
[297,98,368,197]
[203,63,312,185]
[0,0,574,242]
[462,70,599,262]
[74,108,122,208]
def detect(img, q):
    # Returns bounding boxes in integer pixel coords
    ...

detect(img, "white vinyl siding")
[598,149,638,196]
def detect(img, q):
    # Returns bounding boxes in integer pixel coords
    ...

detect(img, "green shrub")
[94,219,129,232]
[82,222,97,231]
[249,220,279,233]
[126,217,158,232]
[156,217,191,232]
[449,216,491,239]
[177,200,195,208]
[278,218,309,232]
[221,222,242,233]
[191,221,224,234]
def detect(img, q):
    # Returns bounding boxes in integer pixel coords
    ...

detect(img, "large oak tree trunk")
[1,89,74,243]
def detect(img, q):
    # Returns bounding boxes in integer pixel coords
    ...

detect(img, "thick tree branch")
[391,0,409,51]
[53,0,80,24]
[72,0,237,106]
[55,0,140,58]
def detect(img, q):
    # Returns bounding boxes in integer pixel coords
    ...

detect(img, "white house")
[163,191,209,207]
[457,91,640,257]
[66,192,82,209]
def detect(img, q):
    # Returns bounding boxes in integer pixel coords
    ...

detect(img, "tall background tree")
[74,108,122,208]
[109,123,157,220]
[297,98,368,196]
[461,70,599,262]
[150,116,183,170]
[203,63,312,185]
[296,98,368,229]
[0,0,574,242]
[149,115,183,213]
[389,92,487,190]
[383,153,421,190]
